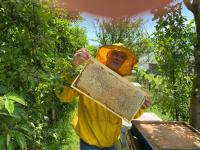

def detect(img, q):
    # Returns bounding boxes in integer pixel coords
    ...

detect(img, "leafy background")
[0,0,86,149]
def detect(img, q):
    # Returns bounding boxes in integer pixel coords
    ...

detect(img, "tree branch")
[183,0,193,12]
[192,0,200,12]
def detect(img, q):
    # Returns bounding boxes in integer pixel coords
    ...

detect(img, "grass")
[62,127,79,150]
[62,101,79,150]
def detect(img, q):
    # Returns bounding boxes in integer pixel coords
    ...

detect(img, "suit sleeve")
[55,86,79,103]
[133,108,145,119]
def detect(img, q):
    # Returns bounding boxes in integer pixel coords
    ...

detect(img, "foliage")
[0,0,87,149]
[94,17,150,57]
[85,45,98,57]
[145,3,195,121]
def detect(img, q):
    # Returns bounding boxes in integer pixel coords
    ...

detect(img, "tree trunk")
[183,0,200,130]
[190,11,200,130]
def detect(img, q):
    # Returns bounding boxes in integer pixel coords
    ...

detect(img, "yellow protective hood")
[96,44,137,76]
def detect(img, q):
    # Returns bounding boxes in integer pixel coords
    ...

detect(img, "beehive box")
[131,120,200,150]
[126,129,143,150]
[71,58,146,121]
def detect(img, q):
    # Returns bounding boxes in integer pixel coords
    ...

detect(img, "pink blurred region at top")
[58,0,171,18]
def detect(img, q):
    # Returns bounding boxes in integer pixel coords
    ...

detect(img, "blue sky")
[79,1,194,45]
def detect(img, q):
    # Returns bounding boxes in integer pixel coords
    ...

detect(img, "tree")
[0,0,87,149]
[183,0,200,130]
[150,3,194,121]
[95,17,150,57]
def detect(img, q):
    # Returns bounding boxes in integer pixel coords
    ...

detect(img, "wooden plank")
[71,57,146,121]
[131,120,200,150]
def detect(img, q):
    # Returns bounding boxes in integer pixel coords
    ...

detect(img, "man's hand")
[72,48,91,67]
[142,96,152,109]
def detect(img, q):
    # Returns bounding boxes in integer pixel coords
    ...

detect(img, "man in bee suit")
[56,43,151,150]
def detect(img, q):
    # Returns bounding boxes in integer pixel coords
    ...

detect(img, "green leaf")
[0,85,8,94]
[7,141,15,150]
[15,132,26,150]
[0,135,6,150]
[7,133,10,149]
[0,97,4,110]
[7,93,26,106]
[5,97,14,114]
